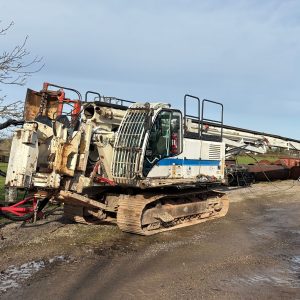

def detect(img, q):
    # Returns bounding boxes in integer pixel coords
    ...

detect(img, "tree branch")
[0,20,44,131]
[0,21,44,87]
[0,21,14,35]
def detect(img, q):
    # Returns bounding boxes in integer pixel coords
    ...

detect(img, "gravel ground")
[1,181,300,299]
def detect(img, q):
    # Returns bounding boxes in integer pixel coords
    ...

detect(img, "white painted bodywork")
[147,139,225,181]
[5,125,38,188]
[186,119,300,153]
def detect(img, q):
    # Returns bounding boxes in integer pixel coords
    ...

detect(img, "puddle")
[248,227,275,238]
[238,272,299,288]
[0,261,45,292]
[292,256,300,265]
[266,208,285,212]
[0,256,70,293]
[48,255,68,264]
[291,255,300,276]
[233,256,300,289]
[140,240,186,259]
[290,230,300,235]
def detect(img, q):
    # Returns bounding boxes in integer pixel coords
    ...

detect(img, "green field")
[0,163,26,202]
[0,162,7,200]
[234,155,281,165]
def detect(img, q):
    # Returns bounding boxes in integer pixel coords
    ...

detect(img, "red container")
[274,158,300,168]
[247,164,289,181]
[289,166,300,180]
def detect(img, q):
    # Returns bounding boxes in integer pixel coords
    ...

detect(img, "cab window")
[143,110,182,176]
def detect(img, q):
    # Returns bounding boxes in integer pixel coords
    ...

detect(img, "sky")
[0,0,300,139]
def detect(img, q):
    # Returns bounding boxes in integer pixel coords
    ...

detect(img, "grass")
[234,155,283,165]
[0,162,8,200]
[0,162,27,202]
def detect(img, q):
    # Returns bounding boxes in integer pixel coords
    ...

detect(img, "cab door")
[143,110,182,177]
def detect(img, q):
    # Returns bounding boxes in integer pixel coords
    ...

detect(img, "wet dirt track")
[2,181,300,299]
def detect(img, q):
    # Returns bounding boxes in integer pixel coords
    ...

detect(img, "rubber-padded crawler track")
[117,190,229,235]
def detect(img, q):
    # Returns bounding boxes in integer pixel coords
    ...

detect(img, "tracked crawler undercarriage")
[60,188,229,235]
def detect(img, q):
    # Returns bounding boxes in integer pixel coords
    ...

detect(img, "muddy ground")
[0,181,299,299]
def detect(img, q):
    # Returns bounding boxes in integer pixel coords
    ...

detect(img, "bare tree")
[0,20,43,120]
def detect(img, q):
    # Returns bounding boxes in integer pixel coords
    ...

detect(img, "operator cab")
[143,109,183,176]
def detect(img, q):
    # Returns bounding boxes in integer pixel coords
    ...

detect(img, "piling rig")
[4,83,229,235]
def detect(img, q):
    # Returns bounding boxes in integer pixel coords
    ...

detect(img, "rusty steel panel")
[274,158,300,168]
[24,89,59,121]
[248,164,289,181]
[58,191,106,209]
[55,132,82,176]
[258,159,272,165]
[24,89,41,121]
[289,166,300,180]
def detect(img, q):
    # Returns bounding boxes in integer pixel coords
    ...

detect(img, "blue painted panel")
[157,158,220,166]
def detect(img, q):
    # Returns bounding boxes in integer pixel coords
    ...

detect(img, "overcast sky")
[1,0,299,139]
